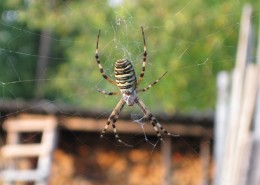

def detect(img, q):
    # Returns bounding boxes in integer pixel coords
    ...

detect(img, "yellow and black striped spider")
[95,26,172,145]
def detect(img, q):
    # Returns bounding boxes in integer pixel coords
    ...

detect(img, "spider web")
[90,2,232,148]
[0,0,258,184]
[0,0,245,155]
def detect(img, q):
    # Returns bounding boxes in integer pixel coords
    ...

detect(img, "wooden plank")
[3,117,57,132]
[161,137,172,185]
[1,169,48,181]
[0,117,58,185]
[59,116,212,137]
[1,144,51,157]
[200,138,210,185]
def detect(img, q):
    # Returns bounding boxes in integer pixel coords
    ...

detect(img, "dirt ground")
[0,131,213,185]
[49,148,204,185]
[48,132,212,185]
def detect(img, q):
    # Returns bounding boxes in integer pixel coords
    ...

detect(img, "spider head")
[122,91,137,106]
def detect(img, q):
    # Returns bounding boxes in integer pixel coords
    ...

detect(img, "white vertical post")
[214,71,230,185]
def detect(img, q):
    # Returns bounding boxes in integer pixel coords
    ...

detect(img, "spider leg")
[100,98,125,137]
[100,99,131,146]
[135,98,172,141]
[97,88,120,95]
[137,26,147,87]
[137,71,168,93]
[95,30,117,85]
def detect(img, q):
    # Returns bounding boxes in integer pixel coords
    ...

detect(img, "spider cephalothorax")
[95,26,172,145]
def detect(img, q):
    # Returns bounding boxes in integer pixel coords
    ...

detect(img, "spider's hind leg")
[100,99,132,147]
[148,114,174,137]
[135,98,176,141]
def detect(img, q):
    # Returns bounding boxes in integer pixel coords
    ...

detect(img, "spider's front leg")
[137,26,148,87]
[100,99,132,146]
[95,29,117,86]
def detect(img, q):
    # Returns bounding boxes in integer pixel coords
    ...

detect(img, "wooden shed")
[0,99,213,185]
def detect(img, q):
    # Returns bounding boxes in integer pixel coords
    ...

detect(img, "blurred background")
[0,0,259,185]
[1,0,258,112]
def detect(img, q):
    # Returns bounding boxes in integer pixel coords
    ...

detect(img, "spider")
[95,26,173,146]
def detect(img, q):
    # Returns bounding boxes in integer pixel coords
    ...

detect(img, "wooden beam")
[59,116,212,137]
[3,117,57,132]
[200,137,210,185]
[161,137,172,185]
[1,144,49,157]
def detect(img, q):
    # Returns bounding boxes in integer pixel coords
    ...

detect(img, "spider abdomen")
[114,59,137,94]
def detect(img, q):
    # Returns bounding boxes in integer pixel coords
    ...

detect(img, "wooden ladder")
[0,116,58,185]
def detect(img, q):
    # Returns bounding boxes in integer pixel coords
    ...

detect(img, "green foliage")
[0,0,259,113]
[0,1,39,99]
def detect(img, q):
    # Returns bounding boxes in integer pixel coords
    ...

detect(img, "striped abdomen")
[114,59,137,94]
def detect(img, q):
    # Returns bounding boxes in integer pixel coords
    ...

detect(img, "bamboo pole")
[218,5,252,185]
[234,64,259,185]
[247,12,260,185]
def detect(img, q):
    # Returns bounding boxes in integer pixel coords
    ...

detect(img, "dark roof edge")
[0,99,214,126]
